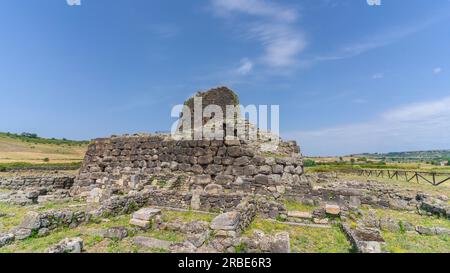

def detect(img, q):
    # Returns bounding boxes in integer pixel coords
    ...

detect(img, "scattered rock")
[48,237,83,253]
[19,211,41,230]
[129,218,150,229]
[13,228,33,240]
[325,204,340,216]
[342,223,384,253]
[210,211,240,231]
[102,227,128,240]
[133,236,171,250]
[271,232,290,253]
[0,233,14,248]
[287,211,312,219]
[38,228,50,237]
[132,208,161,221]
[379,218,400,232]
[204,184,223,195]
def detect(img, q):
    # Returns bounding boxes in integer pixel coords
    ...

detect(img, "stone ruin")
[2,87,450,253]
[71,87,307,217]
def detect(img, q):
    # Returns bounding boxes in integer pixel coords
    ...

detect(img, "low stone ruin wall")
[94,189,286,220]
[285,180,422,211]
[72,135,304,200]
[0,175,75,191]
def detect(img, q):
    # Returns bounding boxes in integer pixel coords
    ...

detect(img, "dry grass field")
[0,134,88,164]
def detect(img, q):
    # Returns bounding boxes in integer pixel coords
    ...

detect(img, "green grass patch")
[0,161,82,171]
[244,218,351,253]
[283,200,317,212]
[363,207,450,229]
[382,232,450,253]
[162,210,216,223]
[0,132,89,146]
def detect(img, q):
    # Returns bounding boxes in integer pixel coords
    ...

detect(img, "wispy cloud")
[314,17,439,62]
[287,96,450,156]
[210,0,305,69]
[211,0,298,22]
[433,67,442,74]
[372,73,384,80]
[236,58,253,75]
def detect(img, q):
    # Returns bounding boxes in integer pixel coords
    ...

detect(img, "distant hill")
[351,150,450,164]
[0,132,89,164]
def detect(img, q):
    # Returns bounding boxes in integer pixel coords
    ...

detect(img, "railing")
[352,169,450,186]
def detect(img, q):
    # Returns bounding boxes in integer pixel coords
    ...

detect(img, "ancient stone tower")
[177,86,241,139]
[72,87,308,212]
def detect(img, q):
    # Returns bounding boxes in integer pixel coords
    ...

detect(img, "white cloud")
[236,58,253,75]
[433,67,442,74]
[372,73,384,80]
[249,23,306,67]
[315,17,439,62]
[382,97,450,121]
[210,0,305,69]
[287,96,450,156]
[211,0,298,22]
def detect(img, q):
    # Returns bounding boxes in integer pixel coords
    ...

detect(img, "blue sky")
[1,0,449,156]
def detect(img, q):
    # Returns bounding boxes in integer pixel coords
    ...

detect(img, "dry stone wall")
[72,135,305,201]
[0,175,75,191]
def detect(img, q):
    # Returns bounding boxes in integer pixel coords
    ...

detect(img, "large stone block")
[132,208,161,221]
[20,211,41,230]
[210,211,240,231]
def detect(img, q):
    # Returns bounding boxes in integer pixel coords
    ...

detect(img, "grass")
[283,200,317,212]
[340,173,450,196]
[363,207,450,229]
[162,209,216,223]
[356,207,450,253]
[0,162,82,172]
[244,218,352,253]
[0,133,88,164]
[382,231,450,253]
[0,201,87,233]
[0,206,214,253]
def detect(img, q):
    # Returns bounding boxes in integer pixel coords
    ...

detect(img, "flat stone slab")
[210,211,240,231]
[132,208,161,221]
[325,204,341,215]
[342,224,384,253]
[287,211,312,219]
[129,218,150,229]
[133,236,171,250]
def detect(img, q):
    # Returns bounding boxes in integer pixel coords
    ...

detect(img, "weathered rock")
[48,237,83,253]
[210,211,240,231]
[270,232,290,253]
[204,184,223,195]
[102,227,128,240]
[14,228,33,240]
[287,211,312,219]
[187,231,210,248]
[129,218,150,229]
[19,211,41,230]
[342,224,384,253]
[133,236,171,250]
[38,228,50,237]
[380,218,400,232]
[170,241,197,253]
[132,208,161,221]
[325,204,340,216]
[0,233,15,248]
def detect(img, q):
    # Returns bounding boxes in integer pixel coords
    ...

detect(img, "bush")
[303,159,316,167]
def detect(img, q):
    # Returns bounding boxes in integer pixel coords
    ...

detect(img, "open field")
[0,133,88,164]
